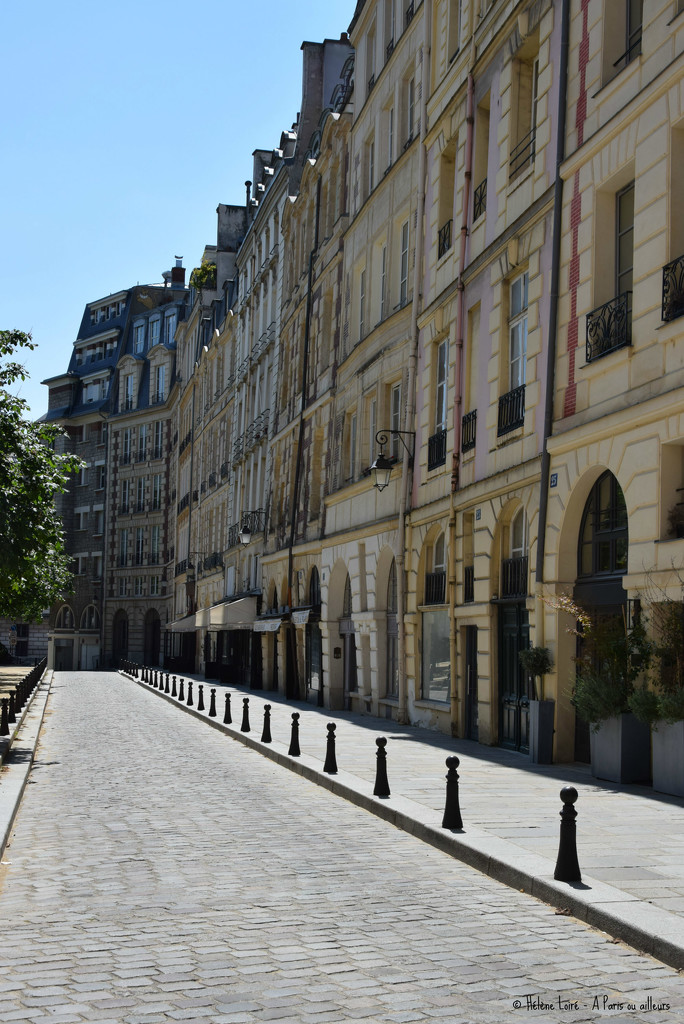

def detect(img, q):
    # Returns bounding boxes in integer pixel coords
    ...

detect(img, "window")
[133,323,145,354]
[77,466,88,487]
[387,107,394,168]
[578,472,627,579]
[425,532,447,604]
[118,576,127,597]
[509,272,529,390]
[406,76,415,143]
[153,421,163,459]
[135,526,145,565]
[121,428,132,464]
[347,412,358,481]
[421,607,450,702]
[501,509,529,597]
[438,146,455,258]
[384,0,396,57]
[120,479,130,514]
[152,473,162,511]
[136,477,145,512]
[93,553,103,579]
[380,245,388,320]
[367,22,376,94]
[150,525,160,564]
[447,0,461,62]
[81,605,99,630]
[390,383,402,460]
[150,575,161,596]
[55,605,74,629]
[137,424,148,461]
[368,138,375,195]
[119,529,129,566]
[603,0,643,80]
[473,95,490,219]
[75,508,88,531]
[75,554,88,575]
[428,340,448,470]
[149,318,160,347]
[359,269,367,339]
[510,43,539,180]
[134,577,144,596]
[163,312,177,345]
[399,220,410,306]
[94,509,104,535]
[587,181,634,362]
[96,465,106,490]
[154,364,166,404]
[123,373,134,410]
[368,395,377,466]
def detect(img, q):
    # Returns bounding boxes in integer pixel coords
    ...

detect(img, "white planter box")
[652,720,684,797]
[590,713,651,784]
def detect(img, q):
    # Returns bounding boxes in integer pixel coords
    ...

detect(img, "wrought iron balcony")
[227,509,266,550]
[208,472,217,487]
[203,552,224,571]
[473,177,487,219]
[386,38,394,61]
[177,492,190,516]
[174,558,190,577]
[405,2,414,28]
[509,127,536,179]
[136,447,147,463]
[232,436,244,465]
[586,292,631,362]
[501,556,528,598]
[427,428,447,470]
[123,396,134,411]
[220,461,229,479]
[663,254,684,322]
[179,429,193,455]
[464,565,474,604]
[461,410,477,452]
[497,385,525,436]
[120,452,131,465]
[424,571,446,605]
[438,219,452,259]
[152,445,163,460]
[367,73,375,94]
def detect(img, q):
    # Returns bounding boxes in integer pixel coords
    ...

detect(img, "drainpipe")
[534,0,570,642]
[287,176,321,698]
[397,0,432,725]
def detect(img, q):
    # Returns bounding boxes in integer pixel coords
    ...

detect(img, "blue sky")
[1,0,354,420]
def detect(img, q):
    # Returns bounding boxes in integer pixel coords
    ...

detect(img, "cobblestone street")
[0,672,683,1024]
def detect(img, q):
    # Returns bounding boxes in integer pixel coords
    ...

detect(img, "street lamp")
[370,430,415,491]
[239,522,252,546]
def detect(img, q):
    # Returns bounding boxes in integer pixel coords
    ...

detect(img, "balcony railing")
[424,571,446,605]
[464,565,474,604]
[368,73,375,94]
[510,127,536,179]
[473,177,487,219]
[227,509,266,550]
[120,451,131,465]
[232,437,244,465]
[152,445,163,460]
[208,472,217,487]
[203,552,224,572]
[405,2,414,28]
[177,492,190,516]
[438,219,452,259]
[386,38,394,61]
[179,429,193,455]
[427,428,447,470]
[501,556,528,598]
[663,254,684,323]
[136,448,147,463]
[220,461,229,479]
[613,29,642,73]
[174,559,190,577]
[461,410,477,452]
[497,385,525,436]
[586,292,631,363]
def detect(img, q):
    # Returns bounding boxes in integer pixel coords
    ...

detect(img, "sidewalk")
[124,668,684,971]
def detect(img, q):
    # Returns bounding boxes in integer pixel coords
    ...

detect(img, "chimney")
[171,256,185,290]
[245,180,252,208]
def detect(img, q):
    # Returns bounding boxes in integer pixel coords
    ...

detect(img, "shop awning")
[206,595,258,630]
[166,614,197,632]
[253,617,282,633]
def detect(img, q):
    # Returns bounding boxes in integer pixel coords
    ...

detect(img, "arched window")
[80,605,100,631]
[502,509,528,597]
[578,472,627,579]
[55,605,74,630]
[339,573,357,694]
[386,559,399,697]
[425,532,446,604]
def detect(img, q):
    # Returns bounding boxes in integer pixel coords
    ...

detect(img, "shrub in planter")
[519,646,555,763]
[518,646,553,701]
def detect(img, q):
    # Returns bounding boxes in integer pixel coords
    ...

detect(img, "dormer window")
[133,323,145,354]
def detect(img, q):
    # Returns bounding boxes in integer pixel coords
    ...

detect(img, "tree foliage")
[0,330,84,622]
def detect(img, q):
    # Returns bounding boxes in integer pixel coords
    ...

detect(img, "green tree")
[0,329,83,621]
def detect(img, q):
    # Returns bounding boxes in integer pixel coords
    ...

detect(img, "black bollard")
[8,691,16,725]
[261,704,272,743]
[187,680,194,707]
[209,689,217,718]
[554,786,582,882]
[165,673,170,694]
[0,698,9,737]
[178,677,185,702]
[223,692,232,724]
[241,698,250,732]
[171,675,177,697]
[288,712,301,756]
[373,737,390,797]
[323,723,338,774]
[442,756,463,829]
[197,684,205,712]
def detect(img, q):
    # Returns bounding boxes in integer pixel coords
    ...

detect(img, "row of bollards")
[120,660,581,883]
[0,657,47,740]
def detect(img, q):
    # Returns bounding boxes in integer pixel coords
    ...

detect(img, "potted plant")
[572,608,652,784]
[519,646,555,763]
[629,597,684,796]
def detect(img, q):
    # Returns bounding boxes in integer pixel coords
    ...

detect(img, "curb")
[123,670,684,971]
[0,671,53,860]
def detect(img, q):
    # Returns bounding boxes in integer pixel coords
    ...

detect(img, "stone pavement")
[120,669,684,972]
[0,670,683,1024]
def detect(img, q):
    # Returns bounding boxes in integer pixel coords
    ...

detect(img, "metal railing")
[438,219,452,259]
[663,255,684,323]
[177,492,190,516]
[424,571,446,605]
[406,2,414,28]
[497,385,525,436]
[501,556,528,598]
[474,177,487,219]
[461,410,477,452]
[510,127,536,178]
[586,292,631,362]
[464,565,474,603]
[427,428,447,470]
